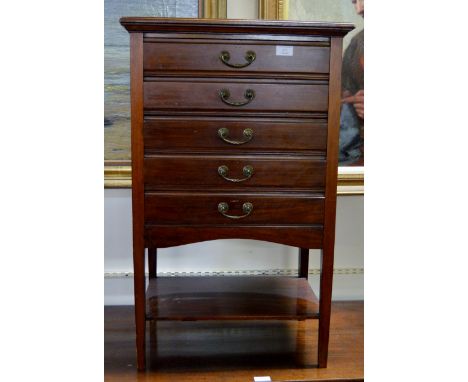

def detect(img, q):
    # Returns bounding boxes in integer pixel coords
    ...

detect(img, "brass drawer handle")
[219,50,256,68]
[218,202,253,219]
[218,127,254,145]
[218,165,253,182]
[219,88,255,107]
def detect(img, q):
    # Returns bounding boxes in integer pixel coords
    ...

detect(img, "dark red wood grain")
[120,17,354,36]
[144,40,330,74]
[143,117,328,153]
[318,36,344,369]
[299,248,309,279]
[143,155,326,190]
[144,225,324,249]
[146,276,319,321]
[148,248,157,279]
[143,79,329,113]
[129,32,146,371]
[121,17,351,371]
[144,192,325,225]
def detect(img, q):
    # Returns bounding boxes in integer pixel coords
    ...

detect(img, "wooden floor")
[105,301,363,382]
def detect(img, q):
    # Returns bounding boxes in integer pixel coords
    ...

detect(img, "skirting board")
[104,268,364,305]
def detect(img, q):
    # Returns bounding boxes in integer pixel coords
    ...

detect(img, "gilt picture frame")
[104,0,227,185]
[257,0,364,194]
[104,0,363,194]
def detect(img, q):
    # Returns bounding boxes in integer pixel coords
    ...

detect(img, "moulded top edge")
[119,17,355,36]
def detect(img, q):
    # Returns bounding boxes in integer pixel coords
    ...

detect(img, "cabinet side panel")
[322,44,343,240]
[131,34,145,240]
[130,32,146,371]
[318,36,344,368]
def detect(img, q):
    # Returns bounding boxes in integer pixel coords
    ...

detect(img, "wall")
[289,0,364,49]
[104,190,363,304]
[104,0,364,305]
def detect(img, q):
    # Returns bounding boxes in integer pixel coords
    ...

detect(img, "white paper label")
[254,377,272,382]
[276,46,293,56]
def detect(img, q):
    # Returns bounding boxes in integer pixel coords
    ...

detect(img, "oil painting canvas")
[289,0,364,166]
[104,0,199,160]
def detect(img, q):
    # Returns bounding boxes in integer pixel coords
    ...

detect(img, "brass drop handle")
[218,165,253,182]
[219,88,255,107]
[218,127,254,145]
[219,50,256,68]
[218,202,253,219]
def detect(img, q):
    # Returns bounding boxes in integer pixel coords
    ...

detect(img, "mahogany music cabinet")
[120,17,353,371]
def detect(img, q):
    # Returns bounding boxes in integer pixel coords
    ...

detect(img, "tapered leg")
[318,247,334,368]
[133,243,146,371]
[149,320,157,369]
[298,248,309,278]
[148,248,157,279]
[129,31,146,371]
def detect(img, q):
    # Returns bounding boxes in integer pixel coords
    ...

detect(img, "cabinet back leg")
[298,248,309,278]
[148,248,157,279]
[134,245,146,371]
[318,247,334,368]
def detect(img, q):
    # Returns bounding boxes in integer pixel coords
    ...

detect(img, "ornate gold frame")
[258,0,289,20]
[258,0,363,195]
[104,0,364,195]
[104,163,364,195]
[200,0,227,18]
[104,0,226,189]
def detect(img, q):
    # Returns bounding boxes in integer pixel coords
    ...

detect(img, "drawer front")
[144,80,328,113]
[145,192,324,225]
[144,155,326,190]
[144,41,330,74]
[144,118,327,153]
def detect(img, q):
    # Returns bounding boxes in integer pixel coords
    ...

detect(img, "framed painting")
[104,0,227,185]
[104,0,363,194]
[258,0,364,193]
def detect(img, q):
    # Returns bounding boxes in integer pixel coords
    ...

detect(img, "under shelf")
[146,276,319,321]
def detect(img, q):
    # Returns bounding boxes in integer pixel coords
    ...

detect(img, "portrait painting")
[288,0,364,166]
[104,0,363,191]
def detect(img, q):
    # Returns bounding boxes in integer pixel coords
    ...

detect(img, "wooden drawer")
[144,41,330,74]
[144,117,327,153]
[145,192,324,225]
[143,80,328,113]
[144,155,326,190]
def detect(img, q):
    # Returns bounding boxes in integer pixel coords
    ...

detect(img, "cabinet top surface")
[120,17,354,36]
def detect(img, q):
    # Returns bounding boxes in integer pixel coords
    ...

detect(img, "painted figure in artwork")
[339,0,364,165]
